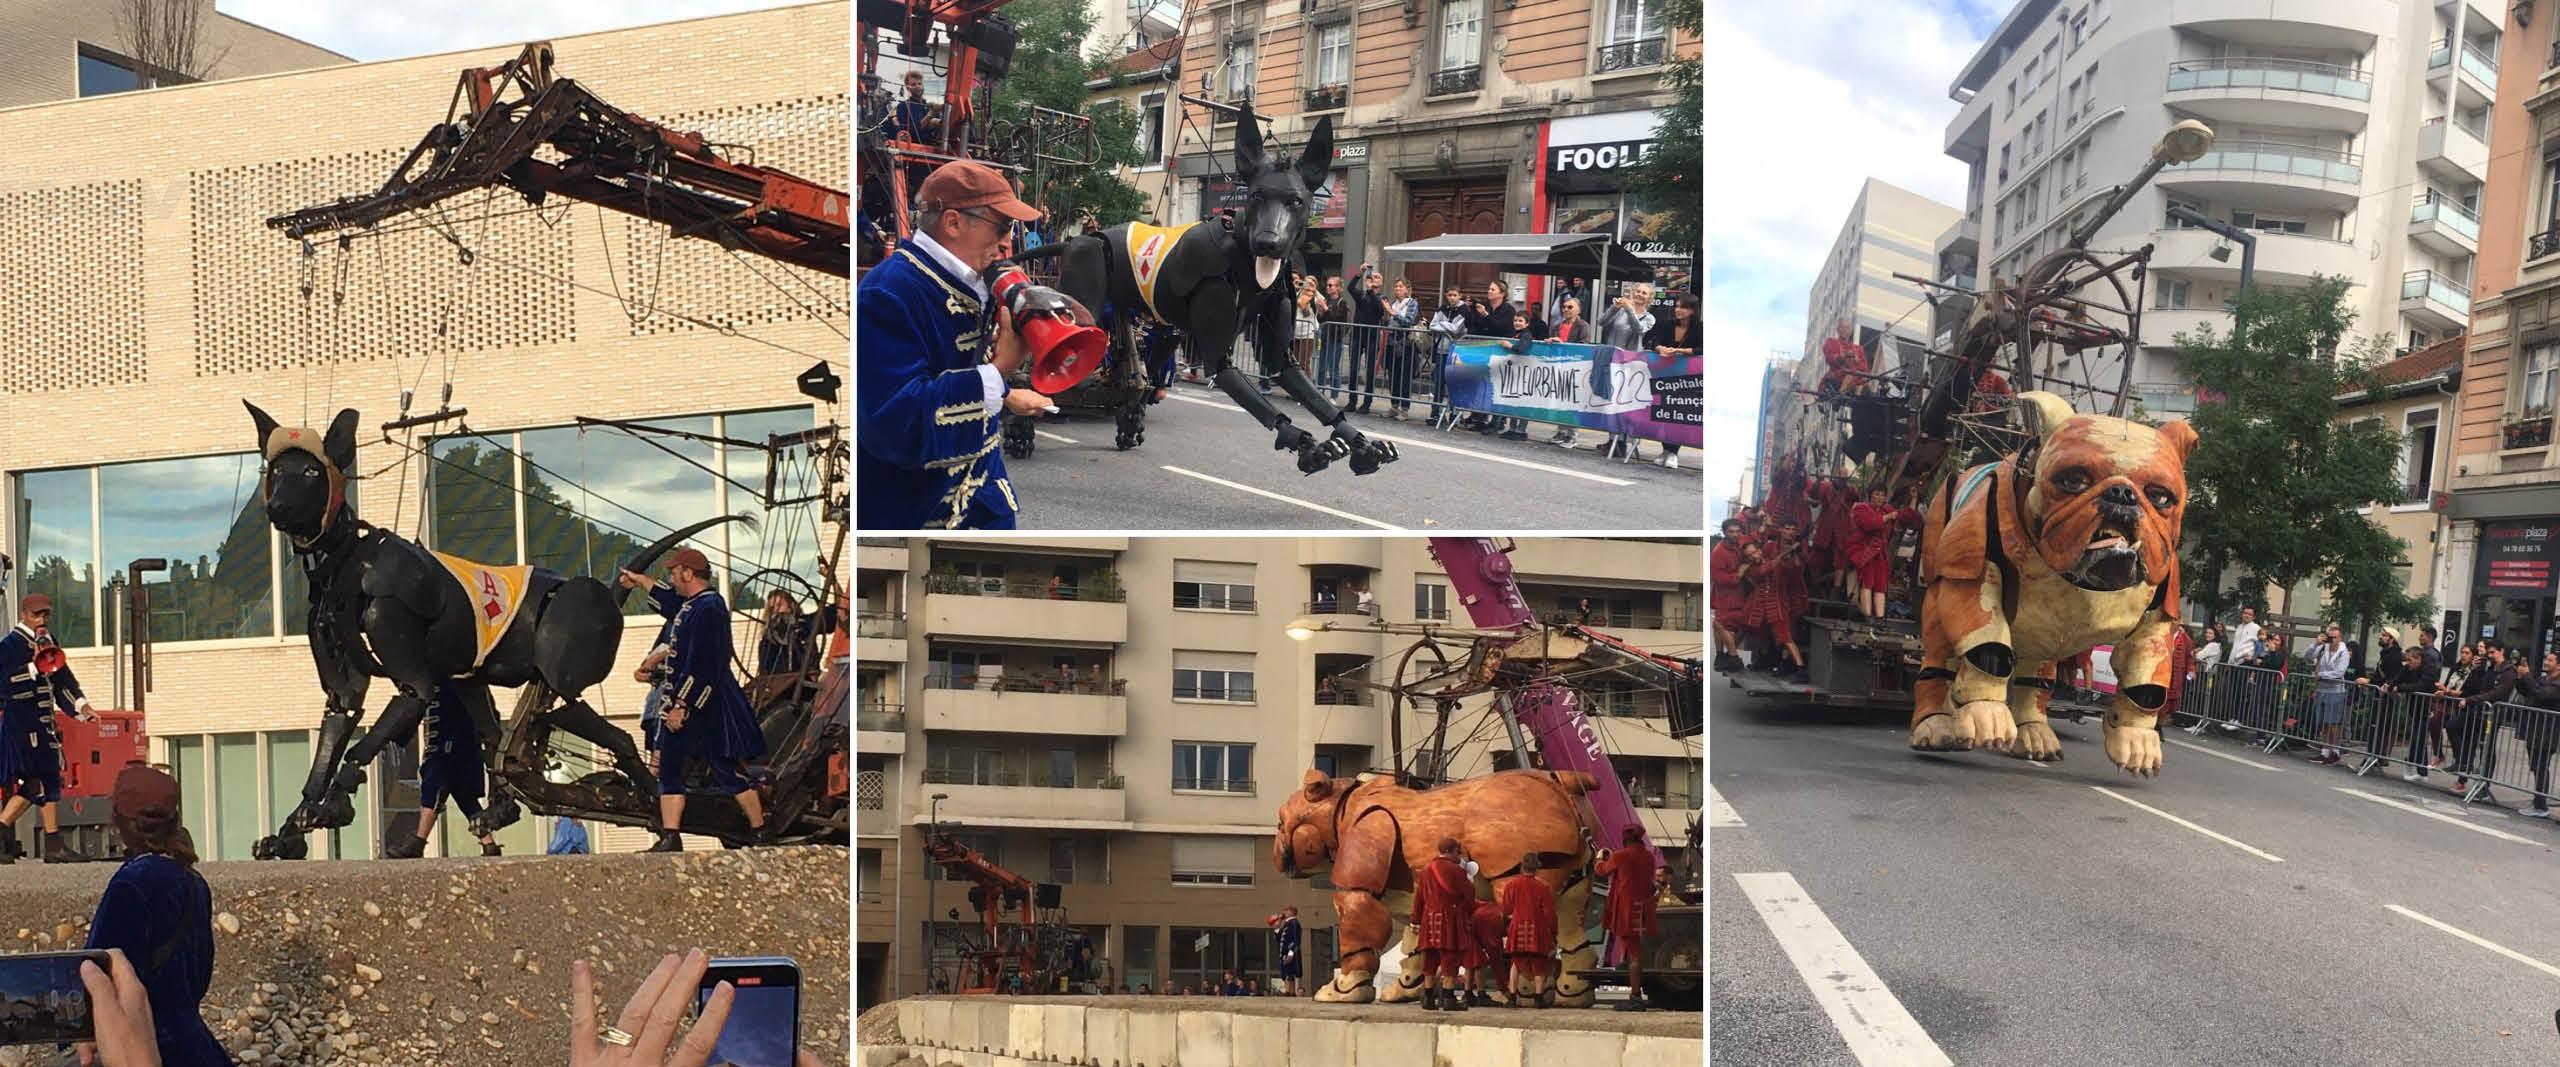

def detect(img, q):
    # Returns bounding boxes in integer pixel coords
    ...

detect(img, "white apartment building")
[849,537,1703,1007]
[1801,178,1963,396]
[1940,0,2501,417]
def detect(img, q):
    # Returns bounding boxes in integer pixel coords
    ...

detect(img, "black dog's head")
[1232,105,1334,291]
[246,401,360,544]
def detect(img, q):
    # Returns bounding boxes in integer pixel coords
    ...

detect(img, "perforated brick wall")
[620,92,852,339]
[0,180,147,392]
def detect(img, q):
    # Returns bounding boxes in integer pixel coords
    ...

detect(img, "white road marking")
[1708,785,1744,828]
[2386,904,2560,980]
[1158,391,1638,486]
[2089,786,2284,863]
[1034,429,1080,445]
[1734,871,1954,1067]
[2333,787,2538,846]
[1158,466,1403,530]
[2165,736,2282,772]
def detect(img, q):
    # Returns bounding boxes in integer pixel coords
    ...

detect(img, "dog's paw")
[2006,719,2062,761]
[2105,716,2162,777]
[1954,700,2015,750]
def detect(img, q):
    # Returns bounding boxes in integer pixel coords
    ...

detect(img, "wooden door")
[1405,178,1508,317]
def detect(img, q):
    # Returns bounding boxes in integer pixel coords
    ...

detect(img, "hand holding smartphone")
[0,950,110,1047]
[693,957,801,1067]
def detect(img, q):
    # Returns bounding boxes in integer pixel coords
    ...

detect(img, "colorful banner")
[1442,339,1702,447]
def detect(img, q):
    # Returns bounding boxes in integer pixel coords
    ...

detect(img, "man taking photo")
[856,160,1049,529]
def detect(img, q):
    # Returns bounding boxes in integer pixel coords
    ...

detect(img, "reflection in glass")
[522,418,717,582]
[100,453,274,641]
[724,407,825,605]
[16,469,97,648]
[429,439,519,564]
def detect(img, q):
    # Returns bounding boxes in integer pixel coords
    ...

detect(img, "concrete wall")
[0,2,849,857]
[879,998,1704,1067]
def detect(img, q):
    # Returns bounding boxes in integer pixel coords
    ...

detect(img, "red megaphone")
[34,643,64,674]
[990,267,1108,395]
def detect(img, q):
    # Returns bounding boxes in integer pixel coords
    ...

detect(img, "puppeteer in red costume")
[1468,900,1508,989]
[1412,838,1476,1010]
[1499,866,1557,967]
[1819,320,1868,395]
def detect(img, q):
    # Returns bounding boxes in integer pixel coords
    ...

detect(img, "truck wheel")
[1642,972,1701,1012]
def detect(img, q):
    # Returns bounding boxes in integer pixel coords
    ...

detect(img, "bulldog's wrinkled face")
[2024,405,2197,592]
[1273,770,1350,879]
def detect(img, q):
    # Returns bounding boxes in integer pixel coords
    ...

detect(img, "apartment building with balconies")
[1801,178,1961,412]
[852,537,1701,1004]
[1942,0,2498,421]
[2437,0,2560,654]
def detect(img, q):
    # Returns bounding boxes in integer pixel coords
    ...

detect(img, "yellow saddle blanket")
[431,551,535,669]
[1121,221,1199,320]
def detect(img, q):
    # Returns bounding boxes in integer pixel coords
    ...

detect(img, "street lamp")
[928,792,948,994]
[1285,617,1322,641]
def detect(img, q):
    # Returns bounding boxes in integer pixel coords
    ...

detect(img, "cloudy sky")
[220,0,808,62]
[1704,0,2000,503]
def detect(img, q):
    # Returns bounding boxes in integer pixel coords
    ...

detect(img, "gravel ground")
[0,847,849,1066]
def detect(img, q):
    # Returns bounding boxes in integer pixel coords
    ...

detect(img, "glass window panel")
[521,419,717,598]
[263,731,308,861]
[77,52,139,97]
[1228,744,1253,790]
[101,454,274,641]
[214,733,258,862]
[428,437,520,564]
[722,408,826,608]
[164,735,205,848]
[1125,925,1157,991]
[17,469,97,648]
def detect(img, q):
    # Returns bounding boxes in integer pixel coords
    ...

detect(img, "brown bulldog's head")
[2014,391,2197,593]
[1274,769,1352,879]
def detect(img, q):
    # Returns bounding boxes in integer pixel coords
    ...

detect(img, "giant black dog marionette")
[244,402,734,859]
[1015,106,1396,475]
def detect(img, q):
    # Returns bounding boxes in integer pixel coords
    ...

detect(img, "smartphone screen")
[696,956,798,1067]
[0,951,106,1047]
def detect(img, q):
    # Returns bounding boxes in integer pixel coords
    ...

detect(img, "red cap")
[666,547,713,577]
[20,594,50,616]
[917,161,1041,223]
[113,765,179,821]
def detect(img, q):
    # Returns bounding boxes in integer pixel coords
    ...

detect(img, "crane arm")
[266,42,849,278]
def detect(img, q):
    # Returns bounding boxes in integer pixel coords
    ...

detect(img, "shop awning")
[1378,232,1653,279]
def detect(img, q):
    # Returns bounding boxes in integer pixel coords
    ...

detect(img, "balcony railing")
[1304,598,1375,616]
[925,577,1126,603]
[2397,483,2434,507]
[1172,683,1258,702]
[2165,56,2371,101]
[857,705,907,732]
[2172,140,2362,184]
[858,611,907,639]
[924,673,1127,696]
[2505,414,2554,450]
[1630,788,1705,810]
[922,768,1126,789]
[2410,191,2481,241]
[1428,65,1481,96]
[1172,592,1258,611]
[1312,689,1367,706]
[1304,83,1346,111]
[2531,229,2560,260]
[857,537,907,547]
[2430,40,2499,90]
[2550,37,2560,71]
[2401,269,2472,315]
[1596,36,1667,73]
[1172,777,1255,793]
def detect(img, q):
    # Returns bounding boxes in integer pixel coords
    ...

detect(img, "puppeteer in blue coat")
[855,232,1019,530]
[0,617,88,803]
[650,584,767,794]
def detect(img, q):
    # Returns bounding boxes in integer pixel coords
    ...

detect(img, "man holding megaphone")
[856,160,1060,530]
[0,593,96,863]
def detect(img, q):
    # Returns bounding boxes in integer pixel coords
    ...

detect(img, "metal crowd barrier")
[2174,660,2560,811]
[1299,321,1677,457]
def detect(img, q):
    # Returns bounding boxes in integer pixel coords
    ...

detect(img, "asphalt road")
[1711,690,2560,1067]
[1000,380,1703,530]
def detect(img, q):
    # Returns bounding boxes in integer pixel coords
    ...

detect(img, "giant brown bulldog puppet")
[1274,768,1602,1006]
[1908,390,2195,774]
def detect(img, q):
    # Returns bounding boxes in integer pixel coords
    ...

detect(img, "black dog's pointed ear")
[245,400,279,451]
[1234,108,1266,180]
[1294,116,1335,193]
[324,409,360,474]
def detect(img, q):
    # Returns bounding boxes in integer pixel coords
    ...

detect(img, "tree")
[117,0,229,84]
[982,0,1151,227]
[1622,0,1701,254]
[2175,276,2431,633]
